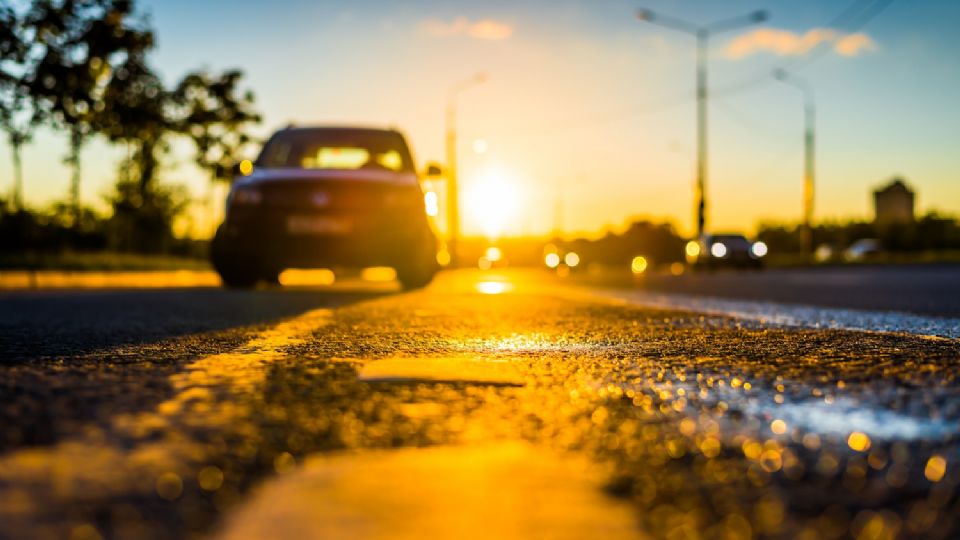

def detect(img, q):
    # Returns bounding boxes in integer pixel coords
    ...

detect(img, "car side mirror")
[424,162,443,177]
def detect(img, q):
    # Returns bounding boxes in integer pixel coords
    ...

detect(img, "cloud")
[726,28,876,59]
[833,33,877,57]
[419,17,513,41]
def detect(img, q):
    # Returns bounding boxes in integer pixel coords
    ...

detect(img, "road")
[581,263,960,318]
[1,269,959,539]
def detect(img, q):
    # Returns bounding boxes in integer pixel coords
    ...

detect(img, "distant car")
[814,244,837,263]
[211,126,438,289]
[689,233,767,269]
[844,238,883,262]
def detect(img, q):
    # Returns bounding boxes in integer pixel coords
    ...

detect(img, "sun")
[463,168,522,239]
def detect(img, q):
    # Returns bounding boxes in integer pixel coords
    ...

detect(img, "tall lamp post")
[774,69,816,254]
[445,72,486,266]
[636,8,768,238]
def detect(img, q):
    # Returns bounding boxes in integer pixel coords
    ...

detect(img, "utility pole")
[636,8,768,238]
[445,72,486,266]
[775,69,816,253]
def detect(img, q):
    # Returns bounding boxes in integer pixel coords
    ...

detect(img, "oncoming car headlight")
[230,185,262,206]
[751,241,768,258]
[710,242,728,258]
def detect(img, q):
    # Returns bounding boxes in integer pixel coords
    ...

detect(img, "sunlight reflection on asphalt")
[0,269,958,539]
[0,308,333,539]
[598,288,960,339]
[219,443,643,540]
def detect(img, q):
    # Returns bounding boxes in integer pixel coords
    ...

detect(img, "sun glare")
[476,281,511,295]
[464,169,522,239]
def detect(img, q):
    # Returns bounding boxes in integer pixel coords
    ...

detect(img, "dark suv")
[211,126,438,289]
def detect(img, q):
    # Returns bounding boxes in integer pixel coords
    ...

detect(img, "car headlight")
[710,242,728,258]
[751,241,768,258]
[230,185,262,206]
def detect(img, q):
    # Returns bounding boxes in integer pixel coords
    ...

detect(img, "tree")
[98,54,166,197]
[105,175,189,254]
[23,0,154,224]
[3,0,261,255]
[170,68,260,235]
[0,4,33,211]
[172,69,261,184]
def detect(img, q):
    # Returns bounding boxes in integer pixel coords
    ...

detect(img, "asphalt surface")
[584,264,960,318]
[1,269,959,539]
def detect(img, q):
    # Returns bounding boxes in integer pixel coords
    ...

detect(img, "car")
[211,126,439,289]
[688,233,767,269]
[814,244,837,263]
[844,238,882,262]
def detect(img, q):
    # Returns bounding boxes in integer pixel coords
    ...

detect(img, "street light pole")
[696,30,707,237]
[445,73,486,267]
[636,8,768,238]
[775,70,816,254]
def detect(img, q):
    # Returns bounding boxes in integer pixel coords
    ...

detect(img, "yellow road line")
[0,308,333,538]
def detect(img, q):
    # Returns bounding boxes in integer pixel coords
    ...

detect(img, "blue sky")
[6,0,960,237]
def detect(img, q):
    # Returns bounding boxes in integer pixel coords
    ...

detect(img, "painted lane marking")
[0,308,333,538]
[218,442,644,540]
[358,356,525,386]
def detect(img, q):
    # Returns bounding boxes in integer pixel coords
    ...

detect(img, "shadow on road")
[0,285,392,453]
[0,286,391,362]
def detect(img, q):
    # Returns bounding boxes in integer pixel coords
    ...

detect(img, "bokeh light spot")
[924,455,947,482]
[156,472,183,501]
[847,432,871,452]
[198,466,224,492]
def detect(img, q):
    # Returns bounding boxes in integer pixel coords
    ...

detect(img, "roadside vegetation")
[544,214,960,273]
[0,0,260,269]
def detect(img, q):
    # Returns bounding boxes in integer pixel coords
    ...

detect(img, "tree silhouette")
[98,54,166,195]
[172,69,261,183]
[24,0,154,224]
[171,68,260,235]
[0,5,33,211]
[2,0,262,254]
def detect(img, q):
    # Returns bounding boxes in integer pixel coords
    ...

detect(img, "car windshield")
[257,129,414,173]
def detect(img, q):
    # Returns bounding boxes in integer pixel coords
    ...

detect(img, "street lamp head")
[636,9,654,22]
[751,10,769,23]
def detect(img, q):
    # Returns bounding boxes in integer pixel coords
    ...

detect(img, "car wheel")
[260,268,282,285]
[395,248,438,290]
[216,265,260,289]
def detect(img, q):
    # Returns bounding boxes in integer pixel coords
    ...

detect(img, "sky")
[4,0,960,238]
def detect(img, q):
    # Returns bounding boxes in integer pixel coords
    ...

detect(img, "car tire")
[260,268,282,285]
[216,265,260,289]
[210,226,265,289]
[395,247,438,290]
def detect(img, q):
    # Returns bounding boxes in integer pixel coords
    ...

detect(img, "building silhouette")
[873,177,915,226]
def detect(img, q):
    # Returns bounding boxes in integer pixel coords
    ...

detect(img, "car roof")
[706,233,749,240]
[277,125,403,136]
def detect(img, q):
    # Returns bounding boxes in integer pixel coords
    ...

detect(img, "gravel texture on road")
[0,270,958,539]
